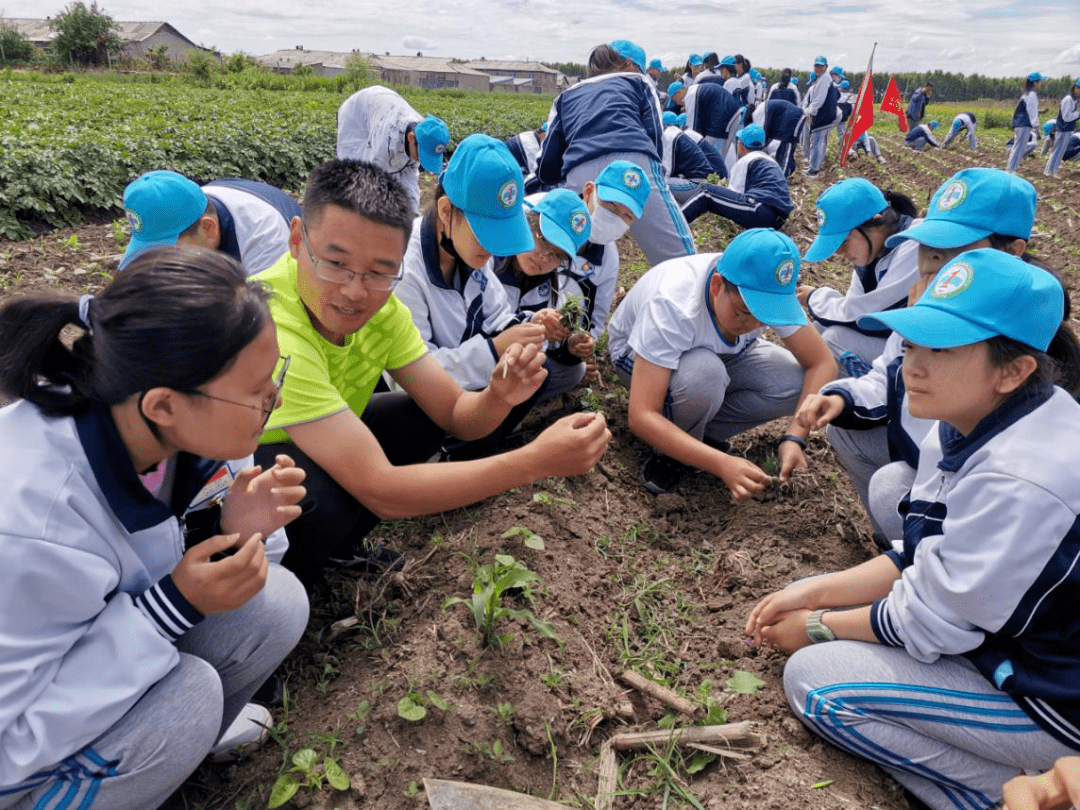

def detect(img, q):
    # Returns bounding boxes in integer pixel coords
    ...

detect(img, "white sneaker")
[209,703,272,762]
[877,156,887,164]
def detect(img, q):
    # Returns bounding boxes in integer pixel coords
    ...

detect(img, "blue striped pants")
[784,642,1077,809]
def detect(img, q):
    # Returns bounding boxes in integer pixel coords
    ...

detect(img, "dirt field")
[2,125,1078,810]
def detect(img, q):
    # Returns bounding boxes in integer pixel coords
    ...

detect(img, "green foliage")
[185,49,220,84]
[725,669,765,695]
[146,43,169,71]
[0,23,35,64]
[268,747,350,808]
[500,525,545,550]
[396,695,426,721]
[443,553,562,649]
[49,2,122,67]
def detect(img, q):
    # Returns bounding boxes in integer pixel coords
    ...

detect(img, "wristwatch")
[805,609,836,644]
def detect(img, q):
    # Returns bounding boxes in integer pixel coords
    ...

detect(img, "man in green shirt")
[254,157,611,586]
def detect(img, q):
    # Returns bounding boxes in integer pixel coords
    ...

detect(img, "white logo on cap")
[622,168,642,189]
[776,259,796,287]
[816,208,826,228]
[570,212,587,235]
[936,180,968,211]
[930,262,974,299]
[498,180,519,209]
[126,209,143,234]
[435,143,445,154]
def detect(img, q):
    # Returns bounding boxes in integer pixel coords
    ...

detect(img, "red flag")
[839,48,875,167]
[880,76,908,133]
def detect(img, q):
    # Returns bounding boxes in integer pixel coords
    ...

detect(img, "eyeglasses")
[530,229,569,270]
[301,223,402,291]
[189,355,291,428]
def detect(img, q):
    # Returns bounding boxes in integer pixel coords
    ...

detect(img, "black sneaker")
[641,454,688,494]
[327,542,404,574]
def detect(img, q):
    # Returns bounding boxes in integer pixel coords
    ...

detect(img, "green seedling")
[268,748,350,808]
[443,553,562,649]
[558,293,589,333]
[501,526,545,550]
[726,669,765,695]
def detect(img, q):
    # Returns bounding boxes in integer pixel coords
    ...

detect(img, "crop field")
[2,72,1080,810]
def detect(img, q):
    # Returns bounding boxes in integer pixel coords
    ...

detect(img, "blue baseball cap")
[121,170,208,269]
[720,55,736,67]
[929,120,939,130]
[840,79,851,90]
[441,134,533,257]
[858,249,1062,351]
[1075,78,1080,88]
[1028,71,1046,82]
[1044,120,1055,136]
[676,112,688,128]
[667,80,685,96]
[662,110,678,127]
[749,68,762,82]
[528,188,591,257]
[736,124,766,148]
[814,55,828,67]
[610,39,646,72]
[648,58,663,71]
[689,53,704,66]
[594,160,651,219]
[952,118,964,131]
[830,65,844,76]
[885,168,1037,249]
[791,76,799,85]
[804,178,888,262]
[414,115,450,174]
[718,229,806,327]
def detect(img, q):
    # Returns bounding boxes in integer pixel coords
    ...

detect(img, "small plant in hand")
[443,553,562,649]
[558,294,589,333]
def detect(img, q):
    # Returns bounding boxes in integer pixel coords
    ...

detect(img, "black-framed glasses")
[189,355,291,428]
[301,222,402,291]
[530,228,570,270]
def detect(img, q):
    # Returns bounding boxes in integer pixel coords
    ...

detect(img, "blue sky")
[9,0,1080,79]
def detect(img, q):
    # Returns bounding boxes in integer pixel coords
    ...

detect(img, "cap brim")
[466,210,535,257]
[803,230,848,263]
[857,305,995,348]
[538,217,576,258]
[418,147,444,175]
[740,287,808,328]
[120,234,180,270]
[596,185,645,219]
[884,220,992,250]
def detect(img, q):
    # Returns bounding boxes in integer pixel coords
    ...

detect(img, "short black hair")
[302,159,414,244]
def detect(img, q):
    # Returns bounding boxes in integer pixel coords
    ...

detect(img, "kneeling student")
[607,228,836,497]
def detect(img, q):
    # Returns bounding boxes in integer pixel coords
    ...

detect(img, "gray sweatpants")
[1,565,309,810]
[785,642,1077,810]
[615,341,805,444]
[566,151,696,266]
[826,425,914,543]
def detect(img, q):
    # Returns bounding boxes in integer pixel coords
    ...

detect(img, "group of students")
[2,39,1080,810]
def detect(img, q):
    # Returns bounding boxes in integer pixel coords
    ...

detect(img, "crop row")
[1,74,553,240]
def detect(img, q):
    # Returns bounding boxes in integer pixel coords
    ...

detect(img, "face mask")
[588,198,631,245]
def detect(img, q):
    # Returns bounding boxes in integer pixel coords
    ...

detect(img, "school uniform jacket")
[871,384,1080,750]
[804,77,839,130]
[726,151,794,215]
[906,88,930,124]
[805,217,919,334]
[683,131,728,179]
[1011,90,1040,129]
[661,126,716,181]
[203,179,302,277]
[0,400,288,787]
[395,212,525,391]
[504,130,549,194]
[1056,94,1080,133]
[753,99,805,144]
[905,124,941,148]
[684,82,741,140]
[767,82,800,106]
[537,72,664,186]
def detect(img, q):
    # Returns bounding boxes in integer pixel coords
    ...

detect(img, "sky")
[9,0,1080,79]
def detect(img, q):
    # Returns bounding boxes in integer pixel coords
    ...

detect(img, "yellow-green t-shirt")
[255,252,428,445]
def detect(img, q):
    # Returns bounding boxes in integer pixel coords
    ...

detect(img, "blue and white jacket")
[504,130,550,194]
[0,400,288,787]
[804,75,839,128]
[683,81,741,140]
[906,87,930,124]
[1056,93,1080,134]
[905,124,941,148]
[727,151,794,215]
[203,179,301,277]
[805,217,920,336]
[1012,89,1040,129]
[767,82,800,106]
[871,384,1080,751]
[537,72,664,185]
[395,211,525,391]
[661,126,717,181]
[752,98,805,144]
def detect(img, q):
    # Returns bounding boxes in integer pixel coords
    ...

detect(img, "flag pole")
[839,43,877,167]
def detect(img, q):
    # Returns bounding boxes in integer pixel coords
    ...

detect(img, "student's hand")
[220,455,306,540]
[493,322,547,355]
[531,308,570,343]
[582,359,600,385]
[757,609,815,653]
[530,411,611,476]
[1003,757,1080,810]
[715,454,773,500]
[490,341,548,406]
[795,394,845,431]
[745,580,820,643]
[172,532,269,615]
[778,441,807,483]
[796,285,815,308]
[567,332,595,360]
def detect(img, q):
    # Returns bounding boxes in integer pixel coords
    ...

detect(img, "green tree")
[0,21,35,64]
[49,1,123,67]
[146,43,169,70]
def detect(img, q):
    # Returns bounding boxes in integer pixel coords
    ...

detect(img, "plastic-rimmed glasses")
[301,222,403,291]
[189,355,291,428]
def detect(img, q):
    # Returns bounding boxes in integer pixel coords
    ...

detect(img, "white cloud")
[1052,43,1080,67]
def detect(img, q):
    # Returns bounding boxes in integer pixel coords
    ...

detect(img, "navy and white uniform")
[202,179,301,276]
[1007,89,1041,172]
[726,72,753,106]
[767,81,800,106]
[904,123,940,151]
[804,215,920,365]
[805,74,840,172]
[504,129,549,194]
[940,111,978,150]
[680,150,793,230]
[787,384,1080,810]
[1046,92,1080,176]
[905,87,930,129]
[751,99,806,177]
[0,400,295,795]
[395,211,525,391]
[683,82,742,171]
[538,71,695,265]
[661,125,720,204]
[849,132,885,163]
[680,129,728,179]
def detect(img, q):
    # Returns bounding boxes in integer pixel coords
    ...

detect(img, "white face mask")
[588,198,631,245]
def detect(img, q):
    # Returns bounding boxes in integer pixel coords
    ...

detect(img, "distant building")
[372,54,490,91]
[460,59,563,94]
[3,18,204,61]
[257,47,354,77]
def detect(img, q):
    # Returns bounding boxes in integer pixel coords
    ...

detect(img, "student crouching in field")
[747,248,1080,810]
[904,120,940,151]
[607,228,836,497]
[0,249,309,808]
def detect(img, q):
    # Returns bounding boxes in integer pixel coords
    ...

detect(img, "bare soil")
[2,126,1078,810]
